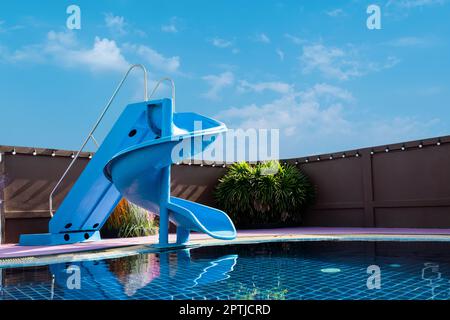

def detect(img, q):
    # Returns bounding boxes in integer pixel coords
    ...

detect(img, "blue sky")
[0,0,449,158]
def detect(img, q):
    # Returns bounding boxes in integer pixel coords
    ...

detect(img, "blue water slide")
[19,97,236,246]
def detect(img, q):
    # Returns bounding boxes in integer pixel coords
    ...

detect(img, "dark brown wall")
[299,137,450,228]
[171,165,226,206]
[0,153,5,244]
[299,154,367,227]
[0,153,89,243]
[172,136,450,229]
[1,135,450,243]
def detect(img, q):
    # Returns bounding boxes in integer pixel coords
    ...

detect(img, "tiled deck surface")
[1,227,450,260]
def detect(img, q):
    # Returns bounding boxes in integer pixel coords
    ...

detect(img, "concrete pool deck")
[2,227,450,263]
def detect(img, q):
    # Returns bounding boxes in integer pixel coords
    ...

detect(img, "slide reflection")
[50,249,238,299]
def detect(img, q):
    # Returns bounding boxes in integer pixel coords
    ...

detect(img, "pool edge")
[3,232,450,268]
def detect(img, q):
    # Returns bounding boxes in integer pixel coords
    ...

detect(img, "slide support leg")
[159,205,169,246]
[158,165,170,246]
[176,226,190,245]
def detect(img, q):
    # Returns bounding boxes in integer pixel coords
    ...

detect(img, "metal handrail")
[149,77,176,111]
[49,64,149,216]
[90,134,100,148]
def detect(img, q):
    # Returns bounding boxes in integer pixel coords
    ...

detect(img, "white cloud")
[284,33,305,45]
[44,31,129,72]
[387,0,446,8]
[276,48,284,61]
[216,83,353,139]
[300,83,354,102]
[0,30,76,64]
[46,30,78,48]
[0,19,23,33]
[1,31,129,72]
[238,80,292,94]
[161,24,178,33]
[384,36,430,47]
[0,29,184,75]
[326,8,345,17]
[254,33,271,44]
[130,44,180,73]
[0,30,183,74]
[216,83,438,157]
[66,37,129,72]
[0,30,129,73]
[300,44,361,80]
[417,86,444,96]
[361,117,440,146]
[209,37,239,54]
[300,43,399,80]
[202,71,234,100]
[0,44,42,63]
[104,13,127,35]
[367,56,401,72]
[210,37,233,48]
[161,17,178,33]
[104,13,148,38]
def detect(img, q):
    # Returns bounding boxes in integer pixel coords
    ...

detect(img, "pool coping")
[2,227,450,268]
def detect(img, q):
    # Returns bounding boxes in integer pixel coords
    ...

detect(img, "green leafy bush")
[102,199,158,238]
[215,161,314,226]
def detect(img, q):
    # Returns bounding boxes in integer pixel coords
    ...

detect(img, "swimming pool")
[1,240,449,300]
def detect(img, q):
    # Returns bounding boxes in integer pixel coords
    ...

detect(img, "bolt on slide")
[19,64,236,247]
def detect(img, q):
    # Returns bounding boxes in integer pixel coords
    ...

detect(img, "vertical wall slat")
[361,150,375,227]
[0,152,5,244]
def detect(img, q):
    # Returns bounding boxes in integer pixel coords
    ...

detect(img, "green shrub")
[102,199,158,238]
[215,161,314,226]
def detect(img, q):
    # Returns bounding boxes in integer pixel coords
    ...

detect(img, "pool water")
[1,241,450,300]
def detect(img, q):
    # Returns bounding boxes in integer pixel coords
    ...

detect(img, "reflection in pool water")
[108,253,160,296]
[44,249,238,299]
[2,241,450,300]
